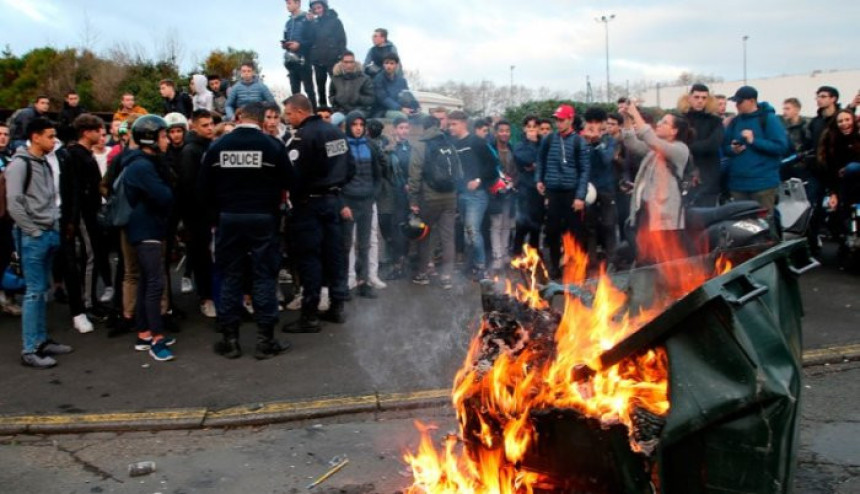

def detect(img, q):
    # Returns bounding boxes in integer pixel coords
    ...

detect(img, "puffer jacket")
[536,131,591,198]
[308,8,347,68]
[330,61,375,114]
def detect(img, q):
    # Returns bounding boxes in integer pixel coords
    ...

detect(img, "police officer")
[282,94,353,333]
[197,102,295,359]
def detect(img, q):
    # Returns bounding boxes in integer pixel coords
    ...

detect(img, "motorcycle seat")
[685,201,762,230]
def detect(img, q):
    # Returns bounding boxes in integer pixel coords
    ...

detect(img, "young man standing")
[536,105,591,279]
[160,80,194,119]
[113,93,148,122]
[364,28,399,77]
[58,91,86,144]
[6,118,72,368]
[225,63,276,121]
[10,96,50,151]
[307,0,347,109]
[723,86,788,213]
[683,83,724,207]
[448,111,498,279]
[282,0,316,108]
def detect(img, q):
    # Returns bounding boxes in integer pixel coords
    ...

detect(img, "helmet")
[400,212,430,241]
[163,112,188,131]
[131,115,168,149]
[585,182,597,205]
[397,90,419,111]
[366,119,385,139]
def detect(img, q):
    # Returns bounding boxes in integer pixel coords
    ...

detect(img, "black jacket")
[454,134,499,191]
[60,144,102,226]
[330,61,375,114]
[58,103,86,144]
[178,132,211,208]
[287,115,354,200]
[308,8,347,67]
[163,92,193,119]
[198,125,294,215]
[685,110,724,187]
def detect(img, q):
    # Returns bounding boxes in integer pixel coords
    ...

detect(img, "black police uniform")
[284,115,354,330]
[198,124,294,357]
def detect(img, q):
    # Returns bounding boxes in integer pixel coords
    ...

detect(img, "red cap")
[553,104,575,120]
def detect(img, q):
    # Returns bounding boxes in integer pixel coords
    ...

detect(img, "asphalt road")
[0,241,855,417]
[0,361,857,493]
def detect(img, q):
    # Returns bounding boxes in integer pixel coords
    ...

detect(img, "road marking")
[2,345,857,434]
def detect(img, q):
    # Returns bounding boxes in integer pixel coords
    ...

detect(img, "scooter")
[683,200,779,255]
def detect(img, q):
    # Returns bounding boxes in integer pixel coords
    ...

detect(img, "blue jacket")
[123,150,173,244]
[373,71,409,113]
[342,112,381,199]
[225,76,275,120]
[513,138,540,190]
[283,11,312,56]
[588,135,618,193]
[536,131,591,197]
[723,102,789,192]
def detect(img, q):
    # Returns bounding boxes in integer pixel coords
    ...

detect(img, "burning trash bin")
[405,239,817,494]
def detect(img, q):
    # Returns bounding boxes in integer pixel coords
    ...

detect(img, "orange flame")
[405,231,732,492]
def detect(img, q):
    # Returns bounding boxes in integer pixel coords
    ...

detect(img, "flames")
[404,233,733,493]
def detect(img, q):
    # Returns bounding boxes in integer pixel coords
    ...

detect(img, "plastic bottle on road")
[128,461,156,477]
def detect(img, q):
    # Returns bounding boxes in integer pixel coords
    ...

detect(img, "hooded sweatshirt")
[224,76,276,120]
[123,150,174,244]
[722,101,789,192]
[342,111,381,200]
[191,74,213,112]
[5,148,59,236]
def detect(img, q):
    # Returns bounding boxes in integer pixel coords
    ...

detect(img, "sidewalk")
[0,253,857,433]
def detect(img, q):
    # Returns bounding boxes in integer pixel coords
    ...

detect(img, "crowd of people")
[2,0,859,369]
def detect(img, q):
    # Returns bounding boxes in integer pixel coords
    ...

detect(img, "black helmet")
[400,212,430,241]
[131,115,168,149]
[367,119,385,139]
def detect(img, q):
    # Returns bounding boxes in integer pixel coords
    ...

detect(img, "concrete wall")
[639,69,860,117]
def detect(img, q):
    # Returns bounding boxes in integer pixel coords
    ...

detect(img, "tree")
[200,48,260,80]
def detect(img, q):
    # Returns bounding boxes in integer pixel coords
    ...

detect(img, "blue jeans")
[215,213,281,329]
[461,189,489,270]
[16,229,60,354]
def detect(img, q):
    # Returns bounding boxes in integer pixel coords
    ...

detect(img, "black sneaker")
[282,314,322,333]
[357,283,378,299]
[22,352,57,369]
[214,338,242,359]
[254,339,292,360]
[319,302,345,324]
[412,273,430,285]
[37,339,73,356]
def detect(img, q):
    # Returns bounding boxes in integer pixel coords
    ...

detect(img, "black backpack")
[422,134,462,192]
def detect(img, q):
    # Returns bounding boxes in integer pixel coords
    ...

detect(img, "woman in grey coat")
[621,101,692,262]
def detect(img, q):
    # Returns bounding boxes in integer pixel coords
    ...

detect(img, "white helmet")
[163,112,188,131]
[585,182,597,205]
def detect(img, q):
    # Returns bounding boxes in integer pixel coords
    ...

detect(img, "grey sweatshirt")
[5,148,60,236]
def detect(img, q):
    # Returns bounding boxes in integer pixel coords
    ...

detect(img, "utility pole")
[742,35,749,85]
[510,65,515,109]
[596,14,616,103]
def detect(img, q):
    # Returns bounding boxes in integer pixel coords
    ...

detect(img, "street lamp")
[742,35,749,85]
[596,14,616,103]
[510,65,516,109]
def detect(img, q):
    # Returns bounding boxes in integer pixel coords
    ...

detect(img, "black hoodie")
[308,8,347,67]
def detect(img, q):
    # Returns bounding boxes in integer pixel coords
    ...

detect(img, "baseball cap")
[729,86,758,102]
[553,104,575,120]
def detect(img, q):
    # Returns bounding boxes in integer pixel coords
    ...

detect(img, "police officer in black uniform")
[282,94,353,333]
[197,102,295,359]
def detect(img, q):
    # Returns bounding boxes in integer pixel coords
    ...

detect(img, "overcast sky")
[1,0,858,95]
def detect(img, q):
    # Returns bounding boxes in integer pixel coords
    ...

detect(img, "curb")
[1,346,857,436]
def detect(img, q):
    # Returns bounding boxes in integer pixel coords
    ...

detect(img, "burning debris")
[403,235,812,494]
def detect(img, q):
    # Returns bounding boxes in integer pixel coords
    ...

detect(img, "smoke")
[345,281,479,393]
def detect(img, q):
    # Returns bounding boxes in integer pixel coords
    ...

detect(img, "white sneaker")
[99,287,115,303]
[73,314,94,334]
[200,300,216,318]
[368,277,387,289]
[243,298,254,314]
[318,287,330,312]
[181,277,194,294]
[348,277,357,290]
[278,269,292,284]
[286,294,303,311]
